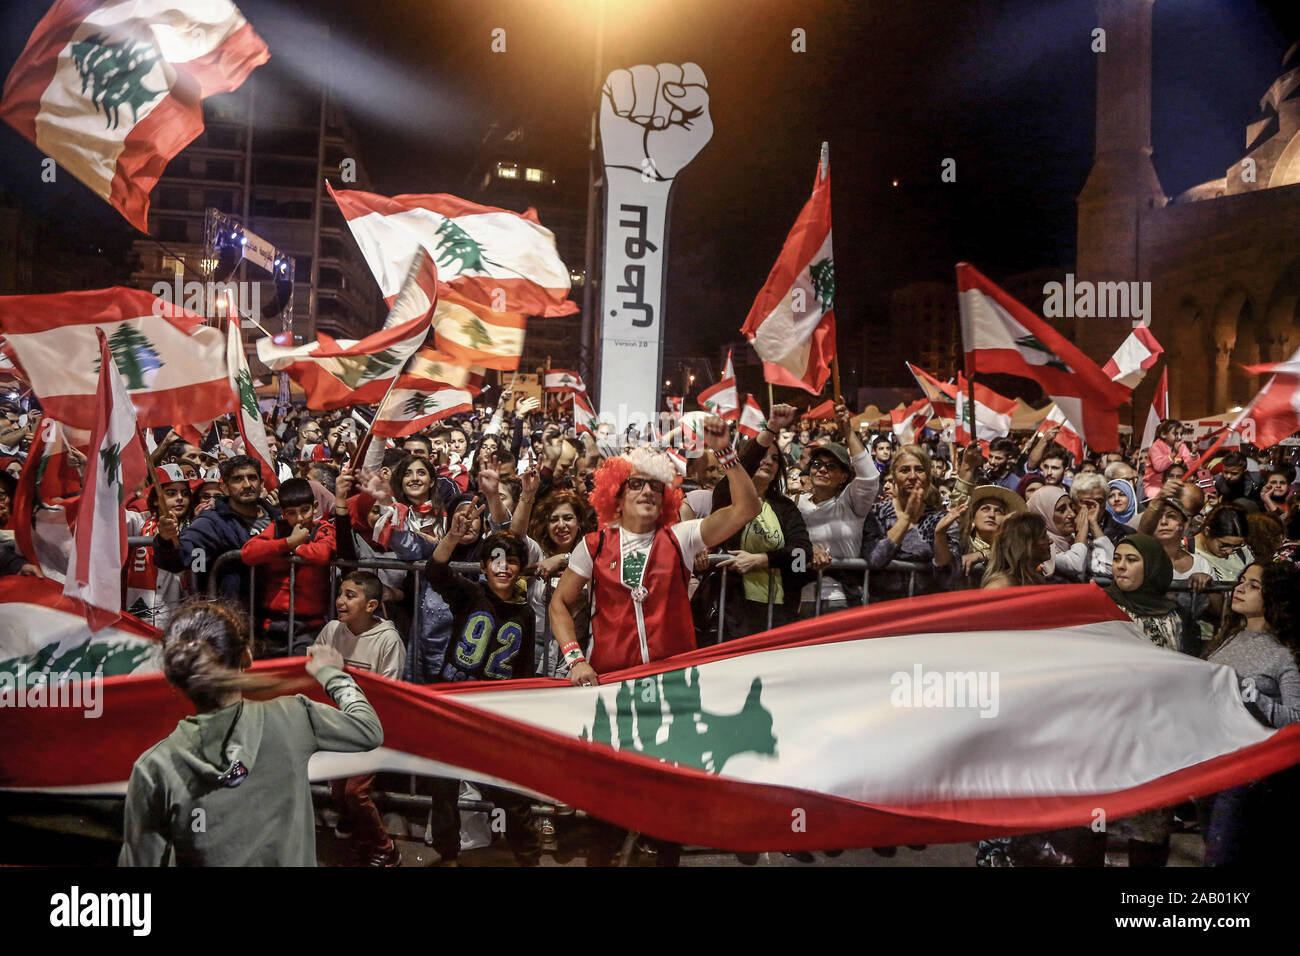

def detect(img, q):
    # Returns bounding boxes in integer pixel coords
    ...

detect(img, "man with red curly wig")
[549,415,759,688]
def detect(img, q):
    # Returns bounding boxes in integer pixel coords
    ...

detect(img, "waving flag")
[226,318,277,489]
[327,183,575,317]
[954,374,1016,444]
[64,330,148,630]
[11,418,82,581]
[0,0,267,233]
[1103,326,1163,390]
[698,349,739,420]
[1140,367,1168,451]
[957,263,1130,450]
[369,348,475,438]
[741,143,837,395]
[804,399,836,420]
[7,585,1298,858]
[432,288,526,371]
[573,392,599,437]
[1036,404,1086,462]
[257,251,438,409]
[1236,347,1300,449]
[891,397,933,446]
[0,287,233,430]
[737,395,767,439]
[906,363,958,424]
[544,369,586,394]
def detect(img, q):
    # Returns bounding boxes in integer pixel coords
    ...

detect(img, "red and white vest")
[585,526,695,674]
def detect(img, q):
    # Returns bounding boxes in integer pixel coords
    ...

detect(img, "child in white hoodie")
[313,571,405,866]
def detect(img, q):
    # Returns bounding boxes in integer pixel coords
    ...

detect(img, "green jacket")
[119,666,382,866]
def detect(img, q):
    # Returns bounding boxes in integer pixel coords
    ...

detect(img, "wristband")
[716,446,740,469]
[561,641,586,667]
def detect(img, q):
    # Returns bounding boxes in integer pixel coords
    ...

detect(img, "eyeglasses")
[808,458,838,473]
[623,476,666,495]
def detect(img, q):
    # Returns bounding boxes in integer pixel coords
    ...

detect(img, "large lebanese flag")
[543,369,586,394]
[370,348,475,438]
[327,183,575,317]
[256,250,439,410]
[0,286,234,430]
[226,318,277,489]
[957,263,1130,450]
[0,0,267,234]
[64,329,148,630]
[954,373,1016,444]
[906,362,958,424]
[890,397,932,446]
[4,585,1296,855]
[741,144,837,394]
[1236,346,1300,448]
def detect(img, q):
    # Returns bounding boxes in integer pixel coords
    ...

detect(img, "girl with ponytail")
[120,601,384,866]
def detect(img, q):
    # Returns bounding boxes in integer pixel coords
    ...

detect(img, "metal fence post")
[766,569,776,631]
[716,568,728,644]
[813,570,823,616]
[286,561,297,656]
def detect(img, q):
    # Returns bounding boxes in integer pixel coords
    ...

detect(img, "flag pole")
[819,142,842,406]
[354,370,403,468]
[139,428,167,502]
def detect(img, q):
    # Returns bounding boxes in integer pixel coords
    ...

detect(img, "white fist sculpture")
[600,62,712,182]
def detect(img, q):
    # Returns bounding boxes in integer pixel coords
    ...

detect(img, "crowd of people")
[2,384,1298,868]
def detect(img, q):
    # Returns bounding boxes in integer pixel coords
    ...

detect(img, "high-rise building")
[464,126,584,375]
[0,188,119,294]
[127,22,381,379]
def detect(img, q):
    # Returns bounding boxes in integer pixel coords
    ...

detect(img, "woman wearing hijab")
[1106,478,1138,530]
[1103,534,1183,866]
[1025,485,1114,581]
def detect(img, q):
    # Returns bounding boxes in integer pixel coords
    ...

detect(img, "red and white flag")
[0,0,267,233]
[698,349,739,420]
[9,585,1298,855]
[741,143,837,395]
[905,363,958,424]
[327,183,575,317]
[0,287,234,430]
[432,288,526,371]
[804,399,836,421]
[737,394,767,439]
[256,251,439,410]
[11,418,82,581]
[1102,326,1163,390]
[1236,347,1300,449]
[64,330,148,630]
[890,397,932,446]
[573,392,598,438]
[1036,404,1086,463]
[226,318,277,489]
[957,263,1130,450]
[954,374,1016,444]
[544,369,586,394]
[1140,367,1168,451]
[369,348,475,439]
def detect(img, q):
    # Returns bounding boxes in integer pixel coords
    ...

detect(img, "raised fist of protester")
[600,62,712,182]
[333,469,354,509]
[305,643,343,677]
[699,414,732,453]
[767,403,798,433]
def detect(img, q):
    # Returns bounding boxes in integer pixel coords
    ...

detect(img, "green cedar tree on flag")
[741,143,837,394]
[0,0,267,233]
[226,318,277,489]
[432,288,526,371]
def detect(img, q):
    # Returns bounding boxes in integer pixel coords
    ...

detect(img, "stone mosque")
[1075,0,1300,422]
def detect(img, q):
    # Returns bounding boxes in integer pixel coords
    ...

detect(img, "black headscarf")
[1104,533,1175,617]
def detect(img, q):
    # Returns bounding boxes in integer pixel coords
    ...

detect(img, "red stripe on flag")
[39,377,236,432]
[0,0,100,142]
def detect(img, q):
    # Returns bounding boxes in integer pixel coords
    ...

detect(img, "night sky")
[3,0,1299,381]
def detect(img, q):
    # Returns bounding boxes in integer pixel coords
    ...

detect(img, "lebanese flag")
[665,447,688,477]
[0,287,234,430]
[0,0,267,234]
[737,395,767,439]
[7,585,1298,857]
[957,263,1130,450]
[544,369,586,394]
[954,374,1016,444]
[906,362,958,424]
[741,144,837,395]
[256,251,439,410]
[327,183,575,317]
[64,329,148,631]
[11,418,82,580]
[573,392,598,437]
[890,397,932,446]
[804,399,836,420]
[226,318,277,490]
[698,349,739,421]
[431,288,526,371]
[1140,367,1168,451]
[370,347,475,438]
[1102,326,1163,390]
[0,575,159,686]
[1036,404,1086,463]
[1236,346,1300,448]
[0,336,25,381]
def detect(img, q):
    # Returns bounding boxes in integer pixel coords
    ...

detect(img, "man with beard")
[154,455,279,604]
[982,437,1023,490]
